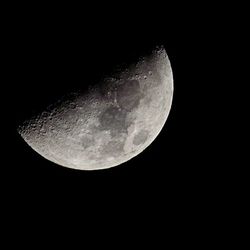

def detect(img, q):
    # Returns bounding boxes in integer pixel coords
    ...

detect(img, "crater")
[99,77,117,102]
[116,80,141,111]
[133,129,149,146]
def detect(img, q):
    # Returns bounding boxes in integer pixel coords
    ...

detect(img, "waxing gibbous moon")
[18,46,173,170]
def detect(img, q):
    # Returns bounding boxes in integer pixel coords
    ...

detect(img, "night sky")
[1,3,219,235]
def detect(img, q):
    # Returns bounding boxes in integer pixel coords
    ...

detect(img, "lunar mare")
[18,46,173,170]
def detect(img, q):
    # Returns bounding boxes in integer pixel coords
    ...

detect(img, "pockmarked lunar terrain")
[18,46,174,170]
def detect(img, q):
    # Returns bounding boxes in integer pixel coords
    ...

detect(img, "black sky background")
[1,3,225,237]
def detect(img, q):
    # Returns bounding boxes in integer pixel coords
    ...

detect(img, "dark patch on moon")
[116,80,141,111]
[99,106,130,136]
[81,136,94,149]
[98,79,142,137]
[101,140,125,157]
[133,130,149,146]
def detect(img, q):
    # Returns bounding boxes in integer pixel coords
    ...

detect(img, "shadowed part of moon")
[133,130,149,145]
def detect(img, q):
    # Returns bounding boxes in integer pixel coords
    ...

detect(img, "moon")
[18,46,173,170]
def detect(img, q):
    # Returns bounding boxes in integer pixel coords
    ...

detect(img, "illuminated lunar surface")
[18,46,173,170]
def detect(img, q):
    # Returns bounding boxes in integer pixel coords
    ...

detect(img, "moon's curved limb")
[18,46,173,170]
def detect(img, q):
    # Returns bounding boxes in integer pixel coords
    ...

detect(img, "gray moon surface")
[18,46,173,170]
